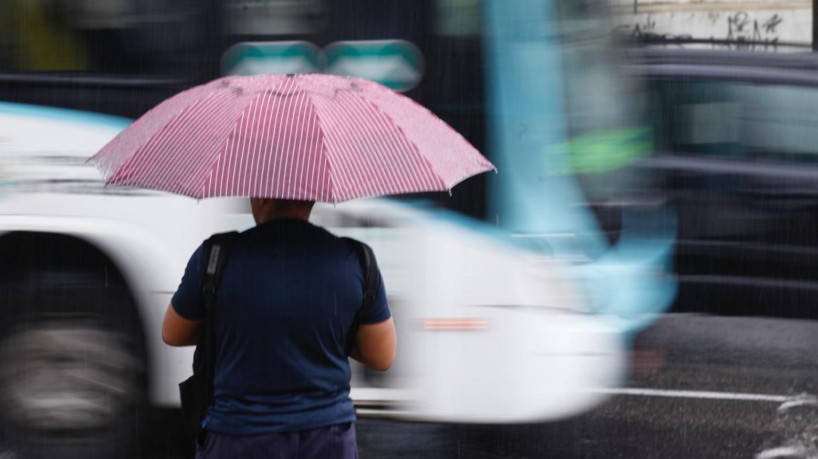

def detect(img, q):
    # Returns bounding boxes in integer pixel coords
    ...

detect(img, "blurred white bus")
[0,102,628,456]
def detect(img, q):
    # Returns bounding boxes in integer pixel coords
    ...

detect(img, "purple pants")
[195,423,358,459]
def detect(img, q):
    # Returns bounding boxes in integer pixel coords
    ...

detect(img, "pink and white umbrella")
[90,73,494,202]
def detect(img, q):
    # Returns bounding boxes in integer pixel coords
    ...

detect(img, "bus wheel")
[0,271,146,459]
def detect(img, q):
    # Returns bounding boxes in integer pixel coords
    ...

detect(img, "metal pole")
[634,0,638,14]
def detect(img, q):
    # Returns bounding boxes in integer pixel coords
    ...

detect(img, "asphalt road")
[355,314,818,459]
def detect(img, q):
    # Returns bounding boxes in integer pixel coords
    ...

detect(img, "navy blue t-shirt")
[171,219,390,435]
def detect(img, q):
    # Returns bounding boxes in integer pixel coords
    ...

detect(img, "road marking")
[755,445,810,459]
[594,387,794,403]
[778,397,818,413]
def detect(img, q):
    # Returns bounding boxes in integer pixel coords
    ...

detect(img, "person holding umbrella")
[91,73,494,458]
[163,197,393,458]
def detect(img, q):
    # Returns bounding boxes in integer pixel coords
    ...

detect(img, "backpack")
[178,231,379,451]
[178,231,238,451]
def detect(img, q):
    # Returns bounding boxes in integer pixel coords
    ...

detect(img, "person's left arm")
[349,265,395,370]
[162,244,207,347]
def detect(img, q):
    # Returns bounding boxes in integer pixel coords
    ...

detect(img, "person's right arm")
[164,243,207,346]
[349,318,396,371]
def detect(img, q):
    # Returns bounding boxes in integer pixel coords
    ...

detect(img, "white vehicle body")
[0,102,626,429]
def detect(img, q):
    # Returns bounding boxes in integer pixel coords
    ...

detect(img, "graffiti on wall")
[615,10,789,51]
[726,11,783,50]
[614,15,693,46]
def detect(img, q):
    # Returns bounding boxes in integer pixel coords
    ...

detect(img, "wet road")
[355,314,818,458]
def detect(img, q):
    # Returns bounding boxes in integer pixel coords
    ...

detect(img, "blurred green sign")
[221,40,424,92]
[222,41,322,76]
[554,128,653,175]
[324,40,424,92]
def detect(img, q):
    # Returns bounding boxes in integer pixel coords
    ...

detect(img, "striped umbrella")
[90,73,494,202]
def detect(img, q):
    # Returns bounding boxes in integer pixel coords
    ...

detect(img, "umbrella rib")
[323,144,339,204]
[338,90,409,197]
[307,91,339,203]
[310,90,358,202]
[197,90,266,199]
[323,91,388,199]
[346,89,447,193]
[97,79,226,183]
[110,93,214,190]
[153,89,240,196]
[249,82,274,197]
[360,83,494,191]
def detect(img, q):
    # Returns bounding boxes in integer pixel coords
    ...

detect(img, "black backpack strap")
[341,237,381,320]
[202,232,238,312]
[180,231,239,450]
[199,231,238,411]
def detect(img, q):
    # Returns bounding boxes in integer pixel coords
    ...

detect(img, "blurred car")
[626,48,818,319]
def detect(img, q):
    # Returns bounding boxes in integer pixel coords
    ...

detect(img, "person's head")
[250,199,315,224]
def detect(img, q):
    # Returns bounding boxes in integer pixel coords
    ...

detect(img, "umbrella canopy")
[90,73,494,202]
